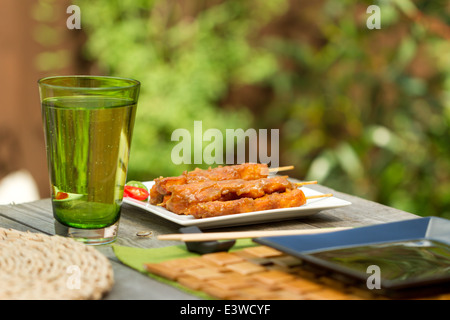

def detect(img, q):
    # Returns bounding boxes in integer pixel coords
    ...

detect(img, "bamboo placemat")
[143,245,450,300]
[0,228,114,300]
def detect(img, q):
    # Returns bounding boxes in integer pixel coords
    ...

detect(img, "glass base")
[54,220,119,245]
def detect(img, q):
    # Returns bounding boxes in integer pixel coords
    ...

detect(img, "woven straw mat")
[0,228,114,300]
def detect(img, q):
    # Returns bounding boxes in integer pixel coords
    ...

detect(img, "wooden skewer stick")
[296,181,318,186]
[268,165,294,173]
[158,226,350,242]
[306,193,333,200]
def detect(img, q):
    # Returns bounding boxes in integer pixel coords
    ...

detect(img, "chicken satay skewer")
[186,190,333,218]
[151,164,294,202]
[156,192,329,207]
[153,163,270,197]
[156,176,317,209]
[165,176,296,214]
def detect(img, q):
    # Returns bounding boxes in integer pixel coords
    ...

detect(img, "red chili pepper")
[55,191,69,200]
[124,185,149,201]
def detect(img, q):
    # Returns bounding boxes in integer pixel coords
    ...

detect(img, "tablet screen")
[310,239,450,284]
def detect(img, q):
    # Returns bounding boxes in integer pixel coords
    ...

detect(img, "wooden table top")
[0,181,421,300]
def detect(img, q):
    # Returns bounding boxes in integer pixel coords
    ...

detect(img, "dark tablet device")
[254,217,450,298]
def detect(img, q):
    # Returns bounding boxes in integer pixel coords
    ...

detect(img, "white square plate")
[123,181,352,229]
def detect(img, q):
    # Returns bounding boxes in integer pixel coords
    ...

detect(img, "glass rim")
[38,75,140,91]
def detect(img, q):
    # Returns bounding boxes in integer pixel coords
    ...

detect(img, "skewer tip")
[305,193,333,200]
[268,165,294,173]
[296,181,318,186]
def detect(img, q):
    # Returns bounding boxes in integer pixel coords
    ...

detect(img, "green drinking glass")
[39,76,140,245]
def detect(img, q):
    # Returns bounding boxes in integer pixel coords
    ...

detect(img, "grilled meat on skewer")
[150,163,269,205]
[165,176,295,215]
[186,189,307,218]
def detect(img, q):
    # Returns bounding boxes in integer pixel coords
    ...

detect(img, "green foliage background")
[73,0,450,218]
